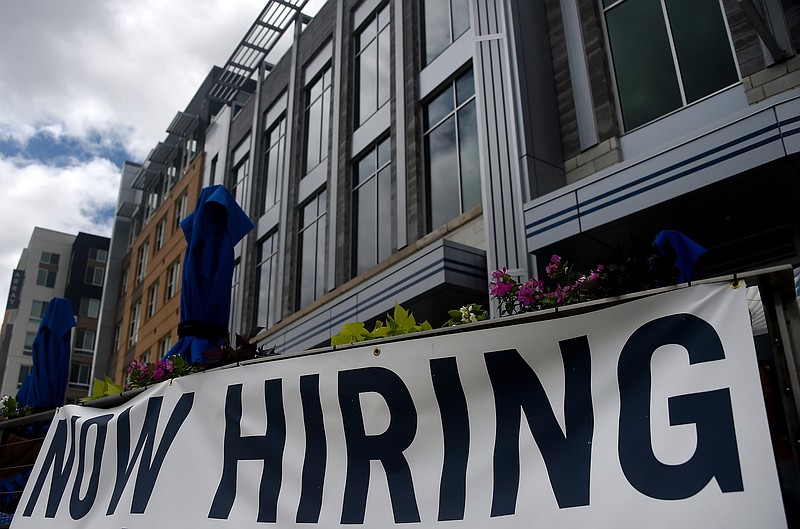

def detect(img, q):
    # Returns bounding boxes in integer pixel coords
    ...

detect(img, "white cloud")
[0,155,120,309]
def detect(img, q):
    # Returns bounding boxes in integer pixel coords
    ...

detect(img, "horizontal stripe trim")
[280,259,485,351]
[525,115,793,245]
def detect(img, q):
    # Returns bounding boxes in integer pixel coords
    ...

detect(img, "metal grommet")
[373,348,381,357]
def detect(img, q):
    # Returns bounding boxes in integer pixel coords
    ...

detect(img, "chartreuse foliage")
[331,303,432,346]
[81,376,125,403]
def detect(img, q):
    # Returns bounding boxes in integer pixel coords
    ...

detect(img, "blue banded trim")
[581,132,782,217]
[279,258,485,352]
[524,115,794,245]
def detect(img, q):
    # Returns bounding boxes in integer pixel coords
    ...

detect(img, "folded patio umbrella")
[16,297,76,409]
[163,184,255,364]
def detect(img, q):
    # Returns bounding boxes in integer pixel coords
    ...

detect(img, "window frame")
[354,2,391,126]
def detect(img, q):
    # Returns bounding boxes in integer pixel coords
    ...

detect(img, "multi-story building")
[0,228,109,403]
[95,0,800,376]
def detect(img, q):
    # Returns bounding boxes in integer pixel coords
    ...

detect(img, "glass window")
[23,331,36,355]
[135,241,149,285]
[69,363,91,388]
[113,324,121,354]
[30,300,48,322]
[74,330,96,355]
[84,265,105,287]
[17,365,31,389]
[147,281,159,318]
[353,138,392,276]
[255,231,279,328]
[155,218,167,251]
[129,301,141,347]
[159,333,173,359]
[261,116,286,213]
[166,259,181,300]
[355,3,391,125]
[88,247,108,262]
[79,297,101,318]
[303,68,332,175]
[175,192,189,231]
[421,0,471,65]
[40,251,60,265]
[36,268,57,288]
[603,0,738,131]
[297,190,327,309]
[230,259,242,335]
[423,69,481,231]
[231,156,249,210]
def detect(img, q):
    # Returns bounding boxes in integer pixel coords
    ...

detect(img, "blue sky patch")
[0,128,132,168]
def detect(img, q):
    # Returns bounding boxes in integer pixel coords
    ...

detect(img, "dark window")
[603,0,738,130]
[79,297,101,318]
[262,116,286,213]
[30,300,48,322]
[421,0,471,65]
[255,231,279,328]
[86,265,105,287]
[88,247,108,262]
[17,365,31,389]
[23,332,36,355]
[36,268,57,288]
[69,363,91,388]
[423,68,480,231]
[355,4,391,125]
[297,190,327,309]
[303,68,332,175]
[231,155,249,210]
[353,138,392,276]
[74,330,95,355]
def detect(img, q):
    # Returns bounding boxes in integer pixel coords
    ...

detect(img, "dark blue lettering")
[430,357,469,521]
[296,374,327,523]
[107,393,194,515]
[618,313,744,499]
[22,416,79,518]
[209,381,286,522]
[69,414,113,519]
[485,337,593,516]
[338,367,420,524]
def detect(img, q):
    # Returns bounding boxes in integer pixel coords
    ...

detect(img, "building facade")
[95,0,800,376]
[0,228,109,403]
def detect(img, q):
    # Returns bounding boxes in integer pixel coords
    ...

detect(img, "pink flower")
[490,279,514,298]
[163,358,175,372]
[152,367,166,381]
[517,279,537,306]
[491,267,507,279]
[555,284,570,303]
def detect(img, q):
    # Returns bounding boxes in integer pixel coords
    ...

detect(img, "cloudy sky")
[0,0,322,311]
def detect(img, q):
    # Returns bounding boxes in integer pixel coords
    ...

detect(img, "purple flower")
[490,279,514,298]
[163,358,175,372]
[555,284,570,303]
[517,279,537,307]
[152,367,166,381]
[491,267,508,280]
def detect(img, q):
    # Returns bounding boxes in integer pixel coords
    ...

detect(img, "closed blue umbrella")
[16,297,76,409]
[163,184,255,364]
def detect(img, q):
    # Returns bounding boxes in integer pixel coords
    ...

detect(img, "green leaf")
[392,302,410,327]
[418,320,433,331]
[331,322,373,346]
[104,376,124,396]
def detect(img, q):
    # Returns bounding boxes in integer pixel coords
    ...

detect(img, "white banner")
[12,284,787,528]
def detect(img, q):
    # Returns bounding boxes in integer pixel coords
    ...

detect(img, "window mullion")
[660,0,688,106]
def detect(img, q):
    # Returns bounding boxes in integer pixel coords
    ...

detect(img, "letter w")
[107,393,194,515]
[23,416,79,518]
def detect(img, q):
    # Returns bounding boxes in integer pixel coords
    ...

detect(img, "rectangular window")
[230,259,242,335]
[30,300,48,322]
[603,0,738,131]
[255,231,279,328]
[79,297,101,318]
[353,138,392,276]
[88,247,108,262]
[40,251,60,265]
[423,68,481,231]
[355,3,391,126]
[166,260,181,300]
[69,363,92,388]
[74,330,96,355]
[129,301,141,347]
[261,116,286,213]
[121,267,129,296]
[303,67,332,175]
[421,0,471,65]
[147,281,159,318]
[36,268,57,288]
[231,156,249,211]
[23,331,36,355]
[297,190,327,309]
[158,334,173,359]
[155,218,167,251]
[175,192,189,231]
[135,241,149,285]
[85,265,105,287]
[113,324,121,354]
[17,365,31,389]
